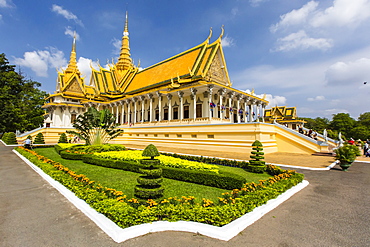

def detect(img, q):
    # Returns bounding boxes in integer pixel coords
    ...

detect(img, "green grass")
[35,147,271,202]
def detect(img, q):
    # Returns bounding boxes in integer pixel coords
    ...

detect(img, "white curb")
[13,149,309,243]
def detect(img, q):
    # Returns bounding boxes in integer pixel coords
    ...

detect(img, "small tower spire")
[116,11,132,70]
[65,31,80,74]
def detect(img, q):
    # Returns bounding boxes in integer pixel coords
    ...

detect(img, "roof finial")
[219,25,225,39]
[65,31,80,74]
[207,27,213,42]
[116,11,132,70]
[123,11,129,36]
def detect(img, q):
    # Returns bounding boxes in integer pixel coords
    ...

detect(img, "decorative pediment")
[63,77,84,95]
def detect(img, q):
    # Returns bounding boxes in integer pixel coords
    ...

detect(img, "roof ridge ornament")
[207,27,213,42]
[219,25,224,40]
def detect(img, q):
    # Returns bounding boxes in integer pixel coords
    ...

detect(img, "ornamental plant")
[248,140,266,173]
[33,132,45,144]
[5,132,18,144]
[134,144,164,199]
[334,144,361,164]
[34,132,45,144]
[58,133,68,143]
[67,107,123,145]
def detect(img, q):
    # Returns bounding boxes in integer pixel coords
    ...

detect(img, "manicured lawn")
[35,147,271,202]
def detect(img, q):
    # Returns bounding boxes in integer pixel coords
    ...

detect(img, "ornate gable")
[63,77,84,95]
[206,50,228,85]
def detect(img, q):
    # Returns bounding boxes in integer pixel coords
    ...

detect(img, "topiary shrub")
[1,132,9,143]
[4,132,18,145]
[134,144,164,199]
[34,133,45,144]
[58,133,68,143]
[248,140,266,173]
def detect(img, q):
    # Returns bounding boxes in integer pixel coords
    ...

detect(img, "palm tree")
[67,107,123,145]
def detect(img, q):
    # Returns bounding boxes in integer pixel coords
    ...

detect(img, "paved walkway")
[1,143,369,246]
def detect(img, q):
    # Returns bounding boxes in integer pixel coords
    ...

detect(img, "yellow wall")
[18,123,328,155]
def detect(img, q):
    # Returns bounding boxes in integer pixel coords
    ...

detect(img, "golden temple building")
[264,106,306,130]
[19,13,331,155]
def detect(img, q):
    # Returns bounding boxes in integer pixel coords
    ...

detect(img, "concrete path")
[1,144,369,246]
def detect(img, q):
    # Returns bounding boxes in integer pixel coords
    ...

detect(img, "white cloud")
[270,1,318,33]
[51,4,83,27]
[221,35,235,47]
[111,38,121,55]
[249,0,269,7]
[77,57,100,85]
[64,26,80,40]
[0,0,13,8]
[243,89,287,108]
[307,95,325,101]
[13,47,66,77]
[325,58,370,85]
[311,0,370,28]
[273,30,332,52]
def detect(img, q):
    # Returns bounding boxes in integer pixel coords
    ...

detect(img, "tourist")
[363,142,369,156]
[24,138,32,149]
[348,138,355,145]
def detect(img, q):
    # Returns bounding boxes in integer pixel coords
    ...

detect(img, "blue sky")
[1,0,370,119]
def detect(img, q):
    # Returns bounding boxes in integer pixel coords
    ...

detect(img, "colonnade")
[48,85,267,127]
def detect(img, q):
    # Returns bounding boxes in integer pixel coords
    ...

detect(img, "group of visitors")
[298,127,318,140]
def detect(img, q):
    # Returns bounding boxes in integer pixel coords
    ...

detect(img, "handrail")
[274,122,327,146]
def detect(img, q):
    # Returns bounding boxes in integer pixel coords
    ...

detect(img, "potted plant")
[334,144,361,171]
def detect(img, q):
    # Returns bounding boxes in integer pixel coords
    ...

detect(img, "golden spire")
[65,31,80,74]
[116,11,132,70]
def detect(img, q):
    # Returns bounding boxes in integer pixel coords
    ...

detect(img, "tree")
[358,112,370,128]
[302,117,329,133]
[329,113,355,139]
[0,53,47,133]
[67,107,123,145]
[349,126,370,141]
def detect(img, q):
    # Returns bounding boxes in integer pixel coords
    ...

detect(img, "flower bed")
[15,146,304,229]
[94,150,220,174]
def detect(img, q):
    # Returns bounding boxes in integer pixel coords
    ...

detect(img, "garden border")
[13,149,309,243]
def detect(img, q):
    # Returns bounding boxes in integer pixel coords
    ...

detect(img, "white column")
[261,103,266,123]
[237,97,241,123]
[244,101,248,123]
[178,91,184,120]
[121,102,125,124]
[140,96,145,122]
[148,94,153,122]
[191,88,197,120]
[127,100,131,124]
[167,94,172,121]
[228,96,233,123]
[208,85,214,121]
[249,103,253,122]
[157,92,162,121]
[219,94,223,119]
[115,103,119,123]
[133,98,137,123]
[256,103,260,122]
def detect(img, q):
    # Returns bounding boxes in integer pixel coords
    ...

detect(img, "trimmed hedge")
[83,155,246,190]
[60,150,85,160]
